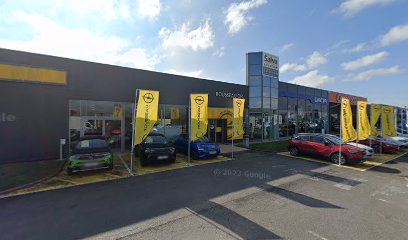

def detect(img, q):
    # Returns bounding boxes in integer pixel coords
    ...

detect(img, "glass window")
[298,86,306,96]
[250,86,262,97]
[249,97,262,108]
[279,97,287,110]
[271,98,278,110]
[249,113,263,140]
[80,100,120,117]
[263,97,270,109]
[297,100,306,133]
[263,87,271,97]
[314,89,322,98]
[271,87,278,98]
[271,77,279,88]
[322,90,328,98]
[279,82,288,93]
[311,135,325,144]
[306,87,314,96]
[249,64,262,75]
[288,84,297,94]
[263,76,271,87]
[249,76,262,86]
[70,100,80,116]
[288,98,298,136]
[248,53,262,65]
[279,110,288,137]
[162,105,186,142]
[263,112,272,139]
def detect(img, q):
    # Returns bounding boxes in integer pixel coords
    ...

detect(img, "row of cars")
[67,133,221,175]
[288,133,408,165]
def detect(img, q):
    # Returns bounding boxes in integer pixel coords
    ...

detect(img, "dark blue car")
[174,134,221,159]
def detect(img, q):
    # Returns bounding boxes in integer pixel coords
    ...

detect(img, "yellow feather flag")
[341,98,357,142]
[381,105,397,137]
[191,94,208,141]
[357,101,371,140]
[233,98,245,139]
[135,90,159,145]
[370,104,381,137]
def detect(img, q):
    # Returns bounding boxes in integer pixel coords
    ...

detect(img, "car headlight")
[197,147,205,151]
[347,149,360,154]
[69,155,81,160]
[169,147,175,153]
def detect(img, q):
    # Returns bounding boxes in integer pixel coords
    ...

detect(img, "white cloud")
[347,42,368,53]
[63,0,131,20]
[336,0,397,17]
[213,46,225,57]
[0,12,159,70]
[166,69,203,78]
[341,51,388,70]
[280,51,327,73]
[380,24,408,46]
[224,0,267,35]
[347,66,401,81]
[278,43,294,53]
[288,70,334,88]
[159,19,214,51]
[137,0,161,20]
[306,51,327,68]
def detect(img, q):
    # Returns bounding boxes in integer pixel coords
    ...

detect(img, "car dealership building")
[0,48,372,163]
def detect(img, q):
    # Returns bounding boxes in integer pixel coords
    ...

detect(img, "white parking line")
[334,183,353,190]
[308,230,329,240]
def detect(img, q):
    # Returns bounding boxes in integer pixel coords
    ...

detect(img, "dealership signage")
[0,112,16,122]
[215,91,244,99]
[279,92,329,104]
[314,97,328,104]
[262,52,279,78]
[328,92,367,105]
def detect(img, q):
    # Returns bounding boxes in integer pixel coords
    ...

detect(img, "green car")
[68,136,113,175]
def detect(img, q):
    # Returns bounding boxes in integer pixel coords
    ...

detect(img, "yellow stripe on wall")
[0,64,67,85]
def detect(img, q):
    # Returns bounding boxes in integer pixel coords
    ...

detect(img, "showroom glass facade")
[247,52,279,141]
[278,82,329,138]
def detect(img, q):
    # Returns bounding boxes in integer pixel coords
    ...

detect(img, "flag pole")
[130,89,139,173]
[380,105,383,154]
[188,95,191,166]
[232,108,234,160]
[356,101,359,144]
[339,97,343,166]
[369,104,372,148]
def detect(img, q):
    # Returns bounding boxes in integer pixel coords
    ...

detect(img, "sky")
[0,0,407,107]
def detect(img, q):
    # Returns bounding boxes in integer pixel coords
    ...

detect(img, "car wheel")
[330,153,346,165]
[289,147,299,156]
[372,145,381,153]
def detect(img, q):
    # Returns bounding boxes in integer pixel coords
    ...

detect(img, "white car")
[346,142,374,158]
[398,132,408,138]
[377,136,408,148]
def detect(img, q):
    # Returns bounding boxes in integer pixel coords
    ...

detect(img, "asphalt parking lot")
[1,150,408,239]
[0,153,231,199]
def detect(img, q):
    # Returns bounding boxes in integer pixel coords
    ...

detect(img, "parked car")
[135,133,176,166]
[324,135,374,159]
[358,138,399,153]
[288,133,366,164]
[174,134,220,159]
[377,136,408,148]
[68,136,113,175]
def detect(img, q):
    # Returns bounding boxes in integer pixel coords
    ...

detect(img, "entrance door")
[208,119,227,143]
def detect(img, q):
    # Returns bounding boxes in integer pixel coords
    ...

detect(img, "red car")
[358,138,398,153]
[288,133,366,164]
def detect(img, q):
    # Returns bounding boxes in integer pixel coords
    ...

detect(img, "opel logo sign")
[236,100,242,107]
[194,96,205,105]
[143,93,154,103]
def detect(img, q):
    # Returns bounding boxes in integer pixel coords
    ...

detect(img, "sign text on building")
[262,52,279,78]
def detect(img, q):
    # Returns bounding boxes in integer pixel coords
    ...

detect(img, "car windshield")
[324,135,342,145]
[144,135,168,144]
[193,137,210,143]
[75,139,108,150]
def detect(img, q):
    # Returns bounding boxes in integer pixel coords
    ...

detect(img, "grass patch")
[249,140,288,153]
